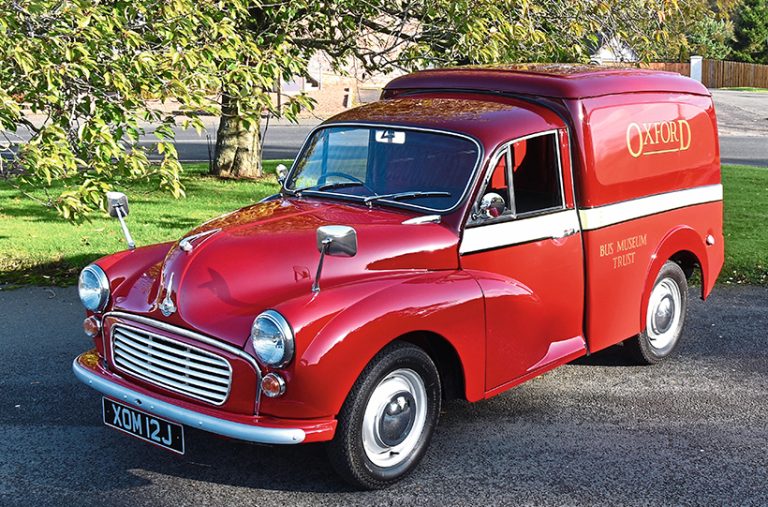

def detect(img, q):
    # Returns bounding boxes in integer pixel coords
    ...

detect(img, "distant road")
[147,123,316,163]
[719,136,768,167]
[165,124,767,168]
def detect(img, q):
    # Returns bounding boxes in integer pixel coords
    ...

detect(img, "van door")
[460,130,587,392]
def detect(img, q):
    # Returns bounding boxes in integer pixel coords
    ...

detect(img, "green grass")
[0,161,285,286]
[1,163,767,286]
[722,164,768,285]
[719,87,768,93]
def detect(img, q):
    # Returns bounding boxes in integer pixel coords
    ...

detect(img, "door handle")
[552,228,577,239]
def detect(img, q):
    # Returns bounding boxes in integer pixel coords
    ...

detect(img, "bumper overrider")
[73,350,336,444]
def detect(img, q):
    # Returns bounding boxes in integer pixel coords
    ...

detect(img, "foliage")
[686,17,735,60]
[1,0,708,219]
[0,0,308,221]
[731,0,768,64]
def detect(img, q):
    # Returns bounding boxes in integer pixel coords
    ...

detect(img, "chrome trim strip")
[283,122,485,215]
[578,184,723,230]
[402,214,441,225]
[111,324,233,406]
[73,358,305,444]
[179,228,221,253]
[104,312,263,406]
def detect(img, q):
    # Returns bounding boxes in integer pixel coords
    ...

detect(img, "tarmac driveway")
[1,284,767,506]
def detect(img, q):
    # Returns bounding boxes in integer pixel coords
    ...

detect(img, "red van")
[73,65,723,489]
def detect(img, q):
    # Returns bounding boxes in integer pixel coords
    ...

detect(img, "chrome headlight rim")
[78,264,110,313]
[250,310,295,368]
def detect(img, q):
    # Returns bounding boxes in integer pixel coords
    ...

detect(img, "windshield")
[286,126,480,212]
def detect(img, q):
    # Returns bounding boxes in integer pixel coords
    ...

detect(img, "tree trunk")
[211,94,262,178]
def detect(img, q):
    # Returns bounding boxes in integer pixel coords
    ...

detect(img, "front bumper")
[73,351,336,444]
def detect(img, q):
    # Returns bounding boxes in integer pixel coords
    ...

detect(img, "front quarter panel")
[257,270,486,419]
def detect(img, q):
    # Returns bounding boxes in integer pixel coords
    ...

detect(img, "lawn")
[0,163,766,286]
[719,87,768,93]
[721,164,768,284]
[0,161,284,286]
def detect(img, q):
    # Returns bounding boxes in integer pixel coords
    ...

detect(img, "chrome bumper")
[72,357,305,444]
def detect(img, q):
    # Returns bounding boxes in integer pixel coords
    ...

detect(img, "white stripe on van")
[459,184,722,254]
[460,209,580,254]
[578,184,723,231]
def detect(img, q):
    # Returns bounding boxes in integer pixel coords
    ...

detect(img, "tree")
[731,0,768,63]
[686,17,735,60]
[210,0,709,178]
[0,0,704,220]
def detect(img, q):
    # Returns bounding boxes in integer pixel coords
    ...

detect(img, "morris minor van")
[73,65,724,489]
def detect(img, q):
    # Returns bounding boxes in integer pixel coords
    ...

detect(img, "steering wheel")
[321,172,365,185]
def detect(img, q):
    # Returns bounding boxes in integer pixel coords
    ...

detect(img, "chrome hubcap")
[362,369,427,468]
[646,278,682,351]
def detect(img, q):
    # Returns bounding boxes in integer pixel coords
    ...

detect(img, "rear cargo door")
[461,130,587,391]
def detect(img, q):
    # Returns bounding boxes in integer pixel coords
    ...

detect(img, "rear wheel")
[326,342,441,489]
[625,260,688,364]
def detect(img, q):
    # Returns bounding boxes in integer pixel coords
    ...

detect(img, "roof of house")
[383,64,709,99]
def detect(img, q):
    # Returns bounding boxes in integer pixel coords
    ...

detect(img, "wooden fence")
[644,60,768,88]
[701,60,768,89]
[604,59,768,88]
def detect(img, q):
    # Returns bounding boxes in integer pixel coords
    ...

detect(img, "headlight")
[250,310,294,367]
[78,264,110,312]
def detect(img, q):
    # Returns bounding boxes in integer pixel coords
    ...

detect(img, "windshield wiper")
[316,182,365,192]
[294,181,363,196]
[363,191,452,207]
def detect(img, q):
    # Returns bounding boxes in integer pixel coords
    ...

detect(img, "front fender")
[95,242,174,309]
[259,270,485,419]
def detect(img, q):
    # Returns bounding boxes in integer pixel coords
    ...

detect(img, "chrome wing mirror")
[106,191,136,250]
[479,192,506,219]
[313,225,357,293]
[276,164,289,185]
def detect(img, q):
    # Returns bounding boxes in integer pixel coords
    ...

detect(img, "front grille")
[111,324,233,405]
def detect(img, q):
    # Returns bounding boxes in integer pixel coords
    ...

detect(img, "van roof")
[326,94,565,150]
[384,64,710,99]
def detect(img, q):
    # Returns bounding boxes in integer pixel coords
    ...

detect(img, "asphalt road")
[1,285,766,506]
[147,124,768,168]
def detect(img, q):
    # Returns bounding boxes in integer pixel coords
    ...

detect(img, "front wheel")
[326,342,441,489]
[625,260,688,364]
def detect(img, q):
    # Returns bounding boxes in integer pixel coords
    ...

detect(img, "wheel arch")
[271,271,485,421]
[398,331,467,402]
[640,226,707,329]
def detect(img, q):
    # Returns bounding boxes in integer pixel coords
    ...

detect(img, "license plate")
[102,398,185,454]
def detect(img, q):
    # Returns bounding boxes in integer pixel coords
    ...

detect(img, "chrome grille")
[111,324,232,405]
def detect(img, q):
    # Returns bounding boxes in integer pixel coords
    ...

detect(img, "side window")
[512,133,563,215]
[472,131,564,225]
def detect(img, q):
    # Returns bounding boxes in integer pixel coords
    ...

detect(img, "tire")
[326,342,441,490]
[625,260,688,365]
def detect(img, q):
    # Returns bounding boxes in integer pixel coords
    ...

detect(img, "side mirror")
[312,225,357,293]
[105,191,136,250]
[276,164,289,185]
[316,225,357,257]
[479,192,506,219]
[106,191,130,218]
